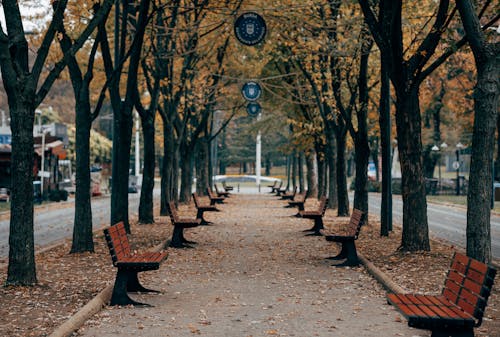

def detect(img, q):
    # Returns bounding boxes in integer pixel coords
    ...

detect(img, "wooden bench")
[166,201,201,248]
[267,180,278,193]
[286,192,307,214]
[387,252,496,337]
[299,195,328,236]
[207,187,225,204]
[214,183,230,197]
[192,192,220,225]
[271,180,283,194]
[321,208,365,267]
[276,184,288,197]
[222,181,234,192]
[103,222,168,306]
[280,186,297,200]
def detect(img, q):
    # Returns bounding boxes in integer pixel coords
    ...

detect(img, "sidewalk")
[77,194,426,337]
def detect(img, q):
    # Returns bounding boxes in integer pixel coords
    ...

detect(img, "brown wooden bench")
[280,186,297,200]
[387,252,496,337]
[214,183,230,197]
[276,184,288,197]
[207,187,225,204]
[267,180,278,193]
[271,180,283,194]
[103,222,168,306]
[166,201,201,248]
[286,192,307,214]
[222,181,234,192]
[299,195,328,236]
[192,192,220,225]
[320,208,365,267]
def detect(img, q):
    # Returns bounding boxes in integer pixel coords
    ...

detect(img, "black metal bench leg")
[305,218,324,236]
[180,231,197,245]
[127,272,160,293]
[332,241,359,267]
[326,244,348,260]
[170,226,193,248]
[196,210,211,225]
[110,269,151,306]
[431,328,474,337]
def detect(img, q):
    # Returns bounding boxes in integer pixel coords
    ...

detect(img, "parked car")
[0,188,9,202]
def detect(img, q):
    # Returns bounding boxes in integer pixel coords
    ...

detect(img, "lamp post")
[455,142,464,196]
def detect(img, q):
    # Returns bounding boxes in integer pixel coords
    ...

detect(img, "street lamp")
[455,142,464,195]
[432,142,449,194]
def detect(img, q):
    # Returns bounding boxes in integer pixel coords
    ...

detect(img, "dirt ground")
[0,193,498,337]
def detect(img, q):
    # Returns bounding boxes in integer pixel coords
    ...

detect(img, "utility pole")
[256,113,262,192]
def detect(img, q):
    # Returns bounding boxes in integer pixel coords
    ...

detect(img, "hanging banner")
[234,12,267,46]
[247,102,261,116]
[241,81,262,101]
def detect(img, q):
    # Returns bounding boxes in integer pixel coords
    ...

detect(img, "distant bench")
[166,201,201,248]
[192,192,220,225]
[299,195,328,236]
[387,252,496,337]
[207,187,225,204]
[321,208,365,267]
[103,222,168,306]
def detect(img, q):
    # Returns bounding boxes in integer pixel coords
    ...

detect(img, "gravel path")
[78,194,427,337]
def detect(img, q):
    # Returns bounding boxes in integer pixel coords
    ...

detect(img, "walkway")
[78,193,426,337]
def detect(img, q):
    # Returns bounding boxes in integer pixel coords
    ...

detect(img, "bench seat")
[387,252,496,337]
[322,208,364,267]
[104,222,168,306]
[166,201,200,248]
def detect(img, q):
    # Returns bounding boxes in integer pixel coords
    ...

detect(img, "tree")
[1,0,113,285]
[57,2,113,253]
[456,0,499,263]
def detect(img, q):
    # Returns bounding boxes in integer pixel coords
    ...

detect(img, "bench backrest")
[442,252,496,326]
[214,183,221,193]
[166,201,179,223]
[103,222,131,266]
[346,208,364,239]
[318,196,328,216]
[192,193,204,208]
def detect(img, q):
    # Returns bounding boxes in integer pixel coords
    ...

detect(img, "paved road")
[368,193,500,259]
[0,193,144,258]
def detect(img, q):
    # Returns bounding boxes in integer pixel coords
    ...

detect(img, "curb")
[48,240,167,337]
[358,252,407,294]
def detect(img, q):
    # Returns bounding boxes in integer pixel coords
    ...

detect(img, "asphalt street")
[0,192,143,258]
[368,193,500,259]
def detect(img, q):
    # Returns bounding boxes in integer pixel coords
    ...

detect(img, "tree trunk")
[196,138,209,195]
[495,113,500,181]
[71,99,94,252]
[379,56,392,236]
[353,137,369,215]
[336,129,349,216]
[299,152,305,192]
[326,127,338,209]
[316,142,327,198]
[138,115,155,224]
[395,88,430,251]
[456,0,499,262]
[7,104,37,285]
[291,152,297,189]
[161,122,175,214]
[305,151,318,198]
[111,112,133,232]
[179,143,193,203]
[466,56,497,262]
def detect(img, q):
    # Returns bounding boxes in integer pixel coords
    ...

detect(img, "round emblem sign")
[247,102,261,116]
[241,81,262,101]
[234,12,267,46]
